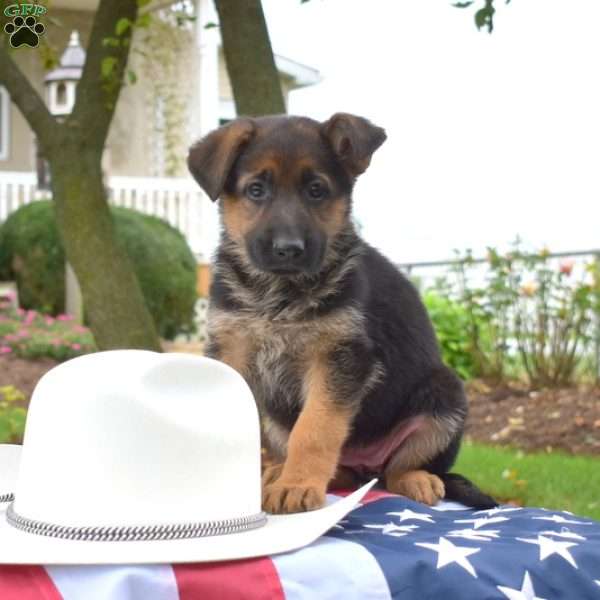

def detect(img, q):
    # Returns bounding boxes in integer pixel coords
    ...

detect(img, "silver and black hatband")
[5,502,267,542]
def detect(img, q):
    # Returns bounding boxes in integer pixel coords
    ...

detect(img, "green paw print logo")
[4,15,45,48]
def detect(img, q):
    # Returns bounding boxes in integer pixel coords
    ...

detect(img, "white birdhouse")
[44,31,86,117]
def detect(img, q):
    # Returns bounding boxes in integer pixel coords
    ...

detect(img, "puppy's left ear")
[188,118,255,201]
[321,113,386,177]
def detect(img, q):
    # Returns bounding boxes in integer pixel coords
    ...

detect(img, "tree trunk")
[215,0,286,116]
[50,140,161,350]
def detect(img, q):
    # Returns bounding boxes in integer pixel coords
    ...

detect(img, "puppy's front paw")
[386,470,445,506]
[262,479,326,514]
[262,463,284,486]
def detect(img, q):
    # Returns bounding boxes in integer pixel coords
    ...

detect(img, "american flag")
[1,489,599,599]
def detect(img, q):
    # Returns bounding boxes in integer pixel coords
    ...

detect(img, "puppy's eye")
[246,181,267,201]
[308,181,328,200]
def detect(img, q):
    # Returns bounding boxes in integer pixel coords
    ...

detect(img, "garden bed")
[0,355,57,406]
[466,380,600,455]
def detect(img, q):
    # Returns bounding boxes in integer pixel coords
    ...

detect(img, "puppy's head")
[188,113,386,275]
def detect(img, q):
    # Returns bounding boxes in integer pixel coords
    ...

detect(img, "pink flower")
[71,343,81,350]
[45,317,55,326]
[51,339,62,346]
[57,314,73,322]
[17,330,29,338]
[0,346,12,354]
[73,325,89,333]
[17,308,25,316]
[4,334,17,342]
[559,259,575,276]
[24,312,36,325]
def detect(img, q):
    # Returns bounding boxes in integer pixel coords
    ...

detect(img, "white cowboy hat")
[0,350,374,564]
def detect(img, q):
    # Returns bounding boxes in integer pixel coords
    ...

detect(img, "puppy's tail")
[440,473,498,509]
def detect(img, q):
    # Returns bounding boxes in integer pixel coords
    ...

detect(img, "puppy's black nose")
[272,236,305,261]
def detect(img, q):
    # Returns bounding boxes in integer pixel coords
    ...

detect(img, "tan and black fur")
[187,113,496,514]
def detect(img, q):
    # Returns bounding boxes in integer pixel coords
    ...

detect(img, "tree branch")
[0,48,58,152]
[70,0,138,145]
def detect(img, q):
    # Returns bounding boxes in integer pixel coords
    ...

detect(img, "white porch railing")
[0,171,39,221]
[106,175,210,259]
[0,171,215,261]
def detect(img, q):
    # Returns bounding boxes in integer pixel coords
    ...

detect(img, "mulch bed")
[465,380,600,455]
[2,355,599,455]
[0,355,58,405]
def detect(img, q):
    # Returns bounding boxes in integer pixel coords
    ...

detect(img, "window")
[0,86,9,161]
[219,99,236,127]
[56,83,67,107]
[150,95,166,177]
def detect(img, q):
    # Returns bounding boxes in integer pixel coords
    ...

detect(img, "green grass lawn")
[454,442,600,521]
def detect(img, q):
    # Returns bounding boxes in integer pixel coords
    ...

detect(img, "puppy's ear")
[321,113,386,177]
[187,119,255,201]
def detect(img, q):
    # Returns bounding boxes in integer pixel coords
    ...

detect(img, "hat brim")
[0,445,376,565]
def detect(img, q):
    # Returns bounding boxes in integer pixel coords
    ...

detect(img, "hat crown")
[14,351,261,528]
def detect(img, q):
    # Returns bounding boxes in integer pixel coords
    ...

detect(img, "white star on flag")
[517,534,579,568]
[540,529,586,541]
[447,528,500,542]
[595,580,600,586]
[364,522,419,536]
[415,536,480,578]
[454,516,509,529]
[497,570,547,600]
[532,514,592,525]
[387,508,435,523]
[474,506,522,516]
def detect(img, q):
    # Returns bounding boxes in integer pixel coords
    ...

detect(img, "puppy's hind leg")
[384,366,466,506]
[383,414,457,506]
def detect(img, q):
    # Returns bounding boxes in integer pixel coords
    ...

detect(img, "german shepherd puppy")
[187,113,496,514]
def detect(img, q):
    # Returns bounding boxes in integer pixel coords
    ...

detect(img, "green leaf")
[204,21,219,29]
[452,1,475,7]
[101,56,118,79]
[102,37,120,48]
[127,69,137,85]
[136,13,152,28]
[115,17,131,37]
[475,5,495,32]
[9,408,26,437]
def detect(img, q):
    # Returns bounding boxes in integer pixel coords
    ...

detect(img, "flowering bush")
[0,293,95,361]
[430,244,599,387]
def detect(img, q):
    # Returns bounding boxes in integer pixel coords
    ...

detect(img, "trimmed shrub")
[0,201,64,314]
[423,290,480,381]
[0,201,197,340]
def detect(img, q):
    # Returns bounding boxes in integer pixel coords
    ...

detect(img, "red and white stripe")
[0,492,402,599]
